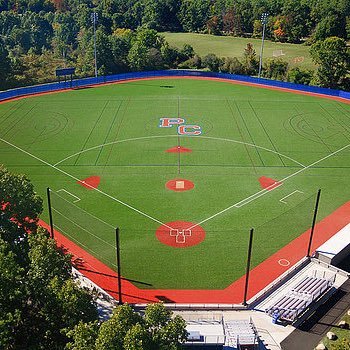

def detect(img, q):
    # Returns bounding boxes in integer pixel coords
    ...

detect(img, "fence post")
[243,228,254,306]
[307,189,321,257]
[47,187,54,239]
[115,227,123,305]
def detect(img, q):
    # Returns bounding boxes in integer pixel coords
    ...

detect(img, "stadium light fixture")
[258,12,269,79]
[91,12,99,78]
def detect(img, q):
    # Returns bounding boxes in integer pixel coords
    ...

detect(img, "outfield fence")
[1,70,350,102]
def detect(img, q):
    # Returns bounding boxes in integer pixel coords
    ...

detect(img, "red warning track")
[39,201,350,304]
[155,221,205,248]
[3,75,350,107]
[166,179,194,192]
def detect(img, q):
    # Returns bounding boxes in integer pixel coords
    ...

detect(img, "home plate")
[156,221,205,248]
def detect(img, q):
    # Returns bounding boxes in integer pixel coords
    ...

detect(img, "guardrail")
[1,70,350,103]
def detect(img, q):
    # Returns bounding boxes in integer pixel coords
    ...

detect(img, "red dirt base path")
[155,221,205,248]
[39,201,350,304]
[259,176,282,190]
[77,176,101,190]
[166,179,194,192]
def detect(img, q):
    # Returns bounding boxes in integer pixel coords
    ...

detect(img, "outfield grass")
[0,78,349,289]
[163,32,315,69]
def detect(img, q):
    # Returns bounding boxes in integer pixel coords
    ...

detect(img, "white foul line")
[57,188,81,203]
[280,190,304,204]
[1,136,348,232]
[188,143,350,229]
[0,137,173,230]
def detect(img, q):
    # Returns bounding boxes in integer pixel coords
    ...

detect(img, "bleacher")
[266,271,335,322]
[224,318,259,349]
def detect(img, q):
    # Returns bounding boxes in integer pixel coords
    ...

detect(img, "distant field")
[163,32,315,69]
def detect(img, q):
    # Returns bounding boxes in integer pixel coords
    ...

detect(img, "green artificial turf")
[162,32,315,69]
[0,78,349,289]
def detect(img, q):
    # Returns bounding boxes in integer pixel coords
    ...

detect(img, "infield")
[0,77,349,294]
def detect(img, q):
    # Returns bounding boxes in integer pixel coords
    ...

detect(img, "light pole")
[91,12,98,78]
[258,12,269,79]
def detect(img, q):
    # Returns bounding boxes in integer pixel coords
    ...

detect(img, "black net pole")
[115,227,123,305]
[47,187,54,239]
[307,189,322,258]
[243,228,254,306]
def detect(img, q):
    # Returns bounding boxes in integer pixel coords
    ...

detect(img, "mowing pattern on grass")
[0,77,349,291]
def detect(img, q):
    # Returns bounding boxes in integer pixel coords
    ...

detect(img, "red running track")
[39,201,350,304]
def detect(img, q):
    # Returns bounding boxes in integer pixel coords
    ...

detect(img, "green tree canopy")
[0,38,11,89]
[66,303,187,350]
[310,36,350,88]
[0,166,98,349]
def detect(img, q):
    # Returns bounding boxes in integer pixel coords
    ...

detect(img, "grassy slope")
[0,78,349,289]
[163,32,315,69]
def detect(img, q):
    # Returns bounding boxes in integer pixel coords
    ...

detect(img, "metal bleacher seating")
[266,272,335,322]
[224,318,259,348]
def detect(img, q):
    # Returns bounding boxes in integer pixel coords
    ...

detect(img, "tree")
[220,57,244,75]
[281,0,312,43]
[52,12,78,58]
[66,303,187,350]
[273,16,287,42]
[0,166,42,253]
[178,0,211,32]
[287,67,313,85]
[313,15,346,42]
[310,36,350,88]
[206,15,221,35]
[223,6,242,36]
[0,38,11,89]
[144,303,187,349]
[65,321,99,350]
[96,304,143,350]
[242,43,258,75]
[0,166,98,349]
[127,28,165,71]
[202,53,222,72]
[263,58,289,80]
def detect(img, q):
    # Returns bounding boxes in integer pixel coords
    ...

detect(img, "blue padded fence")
[1,70,350,102]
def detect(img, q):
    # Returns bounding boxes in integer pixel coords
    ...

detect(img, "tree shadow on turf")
[76,266,153,287]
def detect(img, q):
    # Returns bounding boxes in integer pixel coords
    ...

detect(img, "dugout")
[315,223,350,265]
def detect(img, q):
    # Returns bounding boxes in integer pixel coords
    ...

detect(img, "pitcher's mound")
[166,179,194,192]
[166,146,192,153]
[156,221,205,248]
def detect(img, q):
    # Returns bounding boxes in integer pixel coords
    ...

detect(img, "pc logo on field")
[159,117,185,128]
[159,117,202,135]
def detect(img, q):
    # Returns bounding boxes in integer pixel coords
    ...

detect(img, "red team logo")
[159,118,202,135]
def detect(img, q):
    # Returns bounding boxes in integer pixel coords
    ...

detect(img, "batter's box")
[170,229,192,243]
